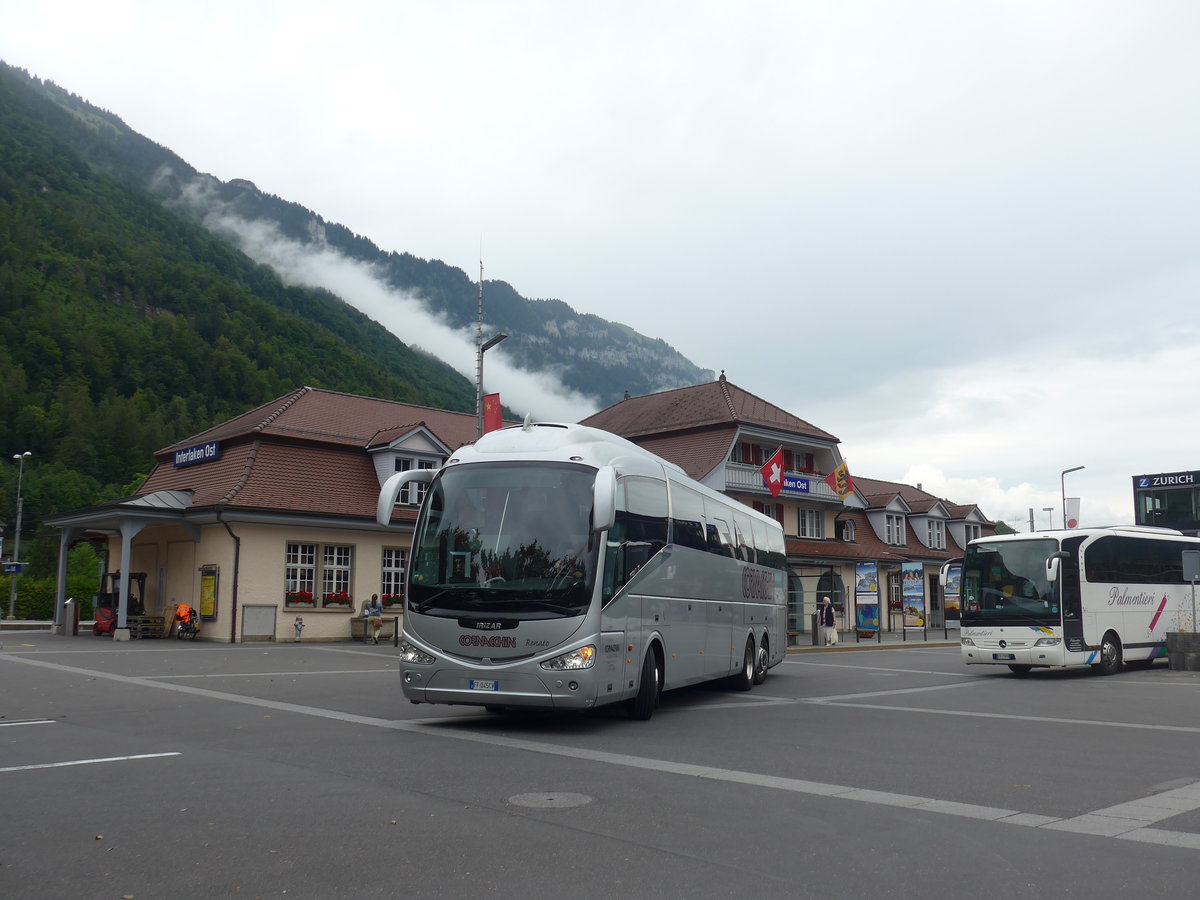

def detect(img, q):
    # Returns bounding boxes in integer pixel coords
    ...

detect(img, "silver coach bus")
[377,422,788,720]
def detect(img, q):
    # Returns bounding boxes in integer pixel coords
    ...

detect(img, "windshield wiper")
[516,598,586,616]
[411,589,451,614]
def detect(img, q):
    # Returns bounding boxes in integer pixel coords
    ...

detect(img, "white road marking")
[1,752,180,773]
[0,719,55,727]
[783,658,986,678]
[813,700,1200,734]
[153,668,394,679]
[5,652,1200,853]
[807,680,988,702]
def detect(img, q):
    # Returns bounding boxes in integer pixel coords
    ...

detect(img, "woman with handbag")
[820,596,838,646]
[364,594,384,644]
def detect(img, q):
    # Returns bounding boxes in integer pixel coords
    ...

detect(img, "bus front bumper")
[400,666,601,710]
[961,640,1066,668]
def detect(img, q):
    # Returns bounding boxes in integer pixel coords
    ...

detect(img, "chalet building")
[47,377,994,644]
[47,387,480,642]
[581,374,995,642]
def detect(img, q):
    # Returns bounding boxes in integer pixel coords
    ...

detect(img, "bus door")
[1059,537,1086,652]
[706,599,734,677]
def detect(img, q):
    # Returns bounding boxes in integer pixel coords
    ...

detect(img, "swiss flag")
[759,447,785,498]
[482,393,503,434]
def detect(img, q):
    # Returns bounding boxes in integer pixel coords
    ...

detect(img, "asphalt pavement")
[3,631,1199,899]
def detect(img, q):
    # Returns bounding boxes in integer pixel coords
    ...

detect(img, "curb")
[788,640,959,654]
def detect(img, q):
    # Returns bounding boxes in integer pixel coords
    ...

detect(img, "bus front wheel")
[1092,632,1122,676]
[629,648,662,720]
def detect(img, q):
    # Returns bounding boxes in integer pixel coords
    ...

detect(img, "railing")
[723,462,841,501]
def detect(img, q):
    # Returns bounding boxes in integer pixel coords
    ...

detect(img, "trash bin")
[812,613,820,646]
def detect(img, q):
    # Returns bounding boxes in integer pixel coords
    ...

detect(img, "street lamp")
[1061,465,1084,530]
[1043,507,1054,530]
[8,451,32,619]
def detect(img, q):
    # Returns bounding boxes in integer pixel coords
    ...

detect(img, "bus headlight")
[399,639,436,665]
[960,637,975,647]
[1034,637,1061,647]
[540,645,596,671]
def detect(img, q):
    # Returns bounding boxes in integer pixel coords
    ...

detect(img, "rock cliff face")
[1,63,711,407]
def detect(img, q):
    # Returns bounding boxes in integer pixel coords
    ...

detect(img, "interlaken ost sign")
[173,441,220,468]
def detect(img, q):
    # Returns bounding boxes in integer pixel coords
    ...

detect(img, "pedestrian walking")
[820,596,838,646]
[363,594,384,644]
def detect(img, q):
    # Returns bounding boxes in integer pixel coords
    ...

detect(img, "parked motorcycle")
[175,604,201,640]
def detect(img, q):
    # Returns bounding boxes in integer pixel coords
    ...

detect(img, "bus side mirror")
[1045,551,1069,583]
[592,466,616,533]
[376,469,435,526]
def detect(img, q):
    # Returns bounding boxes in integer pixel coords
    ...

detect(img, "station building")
[47,378,995,643]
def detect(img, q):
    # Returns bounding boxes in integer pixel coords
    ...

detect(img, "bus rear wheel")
[1092,632,1122,676]
[753,639,768,685]
[1007,664,1032,676]
[628,648,662,720]
[730,637,755,691]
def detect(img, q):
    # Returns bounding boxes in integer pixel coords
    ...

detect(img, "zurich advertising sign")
[1135,471,1198,490]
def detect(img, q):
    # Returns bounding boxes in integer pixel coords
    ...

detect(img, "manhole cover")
[507,792,593,809]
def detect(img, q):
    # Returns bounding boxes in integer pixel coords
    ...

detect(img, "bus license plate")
[470,679,499,692]
[993,653,1016,661]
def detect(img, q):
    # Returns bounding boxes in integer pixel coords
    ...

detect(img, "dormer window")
[885,513,906,545]
[394,456,438,505]
[841,520,856,542]
[927,519,945,550]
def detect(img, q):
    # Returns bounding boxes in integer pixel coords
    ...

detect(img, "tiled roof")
[786,509,986,567]
[634,428,739,481]
[580,376,838,443]
[787,511,909,565]
[855,475,992,523]
[158,387,480,455]
[137,387,479,520]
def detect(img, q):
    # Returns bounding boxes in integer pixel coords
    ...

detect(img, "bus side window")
[668,482,708,552]
[603,476,668,604]
[1061,537,1084,620]
[703,503,736,558]
[732,510,755,563]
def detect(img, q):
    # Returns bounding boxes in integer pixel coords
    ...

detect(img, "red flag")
[482,393,503,434]
[824,461,854,498]
[759,447,785,498]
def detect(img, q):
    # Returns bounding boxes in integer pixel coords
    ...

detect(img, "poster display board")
[200,565,219,620]
[855,562,879,632]
[902,562,925,629]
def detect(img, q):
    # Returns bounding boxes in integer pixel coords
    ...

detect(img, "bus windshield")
[961,539,1060,625]
[408,461,598,619]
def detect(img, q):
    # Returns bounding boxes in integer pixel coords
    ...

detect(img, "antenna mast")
[475,256,484,436]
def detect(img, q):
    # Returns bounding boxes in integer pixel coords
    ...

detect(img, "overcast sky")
[6,0,1200,530]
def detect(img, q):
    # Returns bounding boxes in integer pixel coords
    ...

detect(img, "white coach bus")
[376,421,788,719]
[951,526,1200,676]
